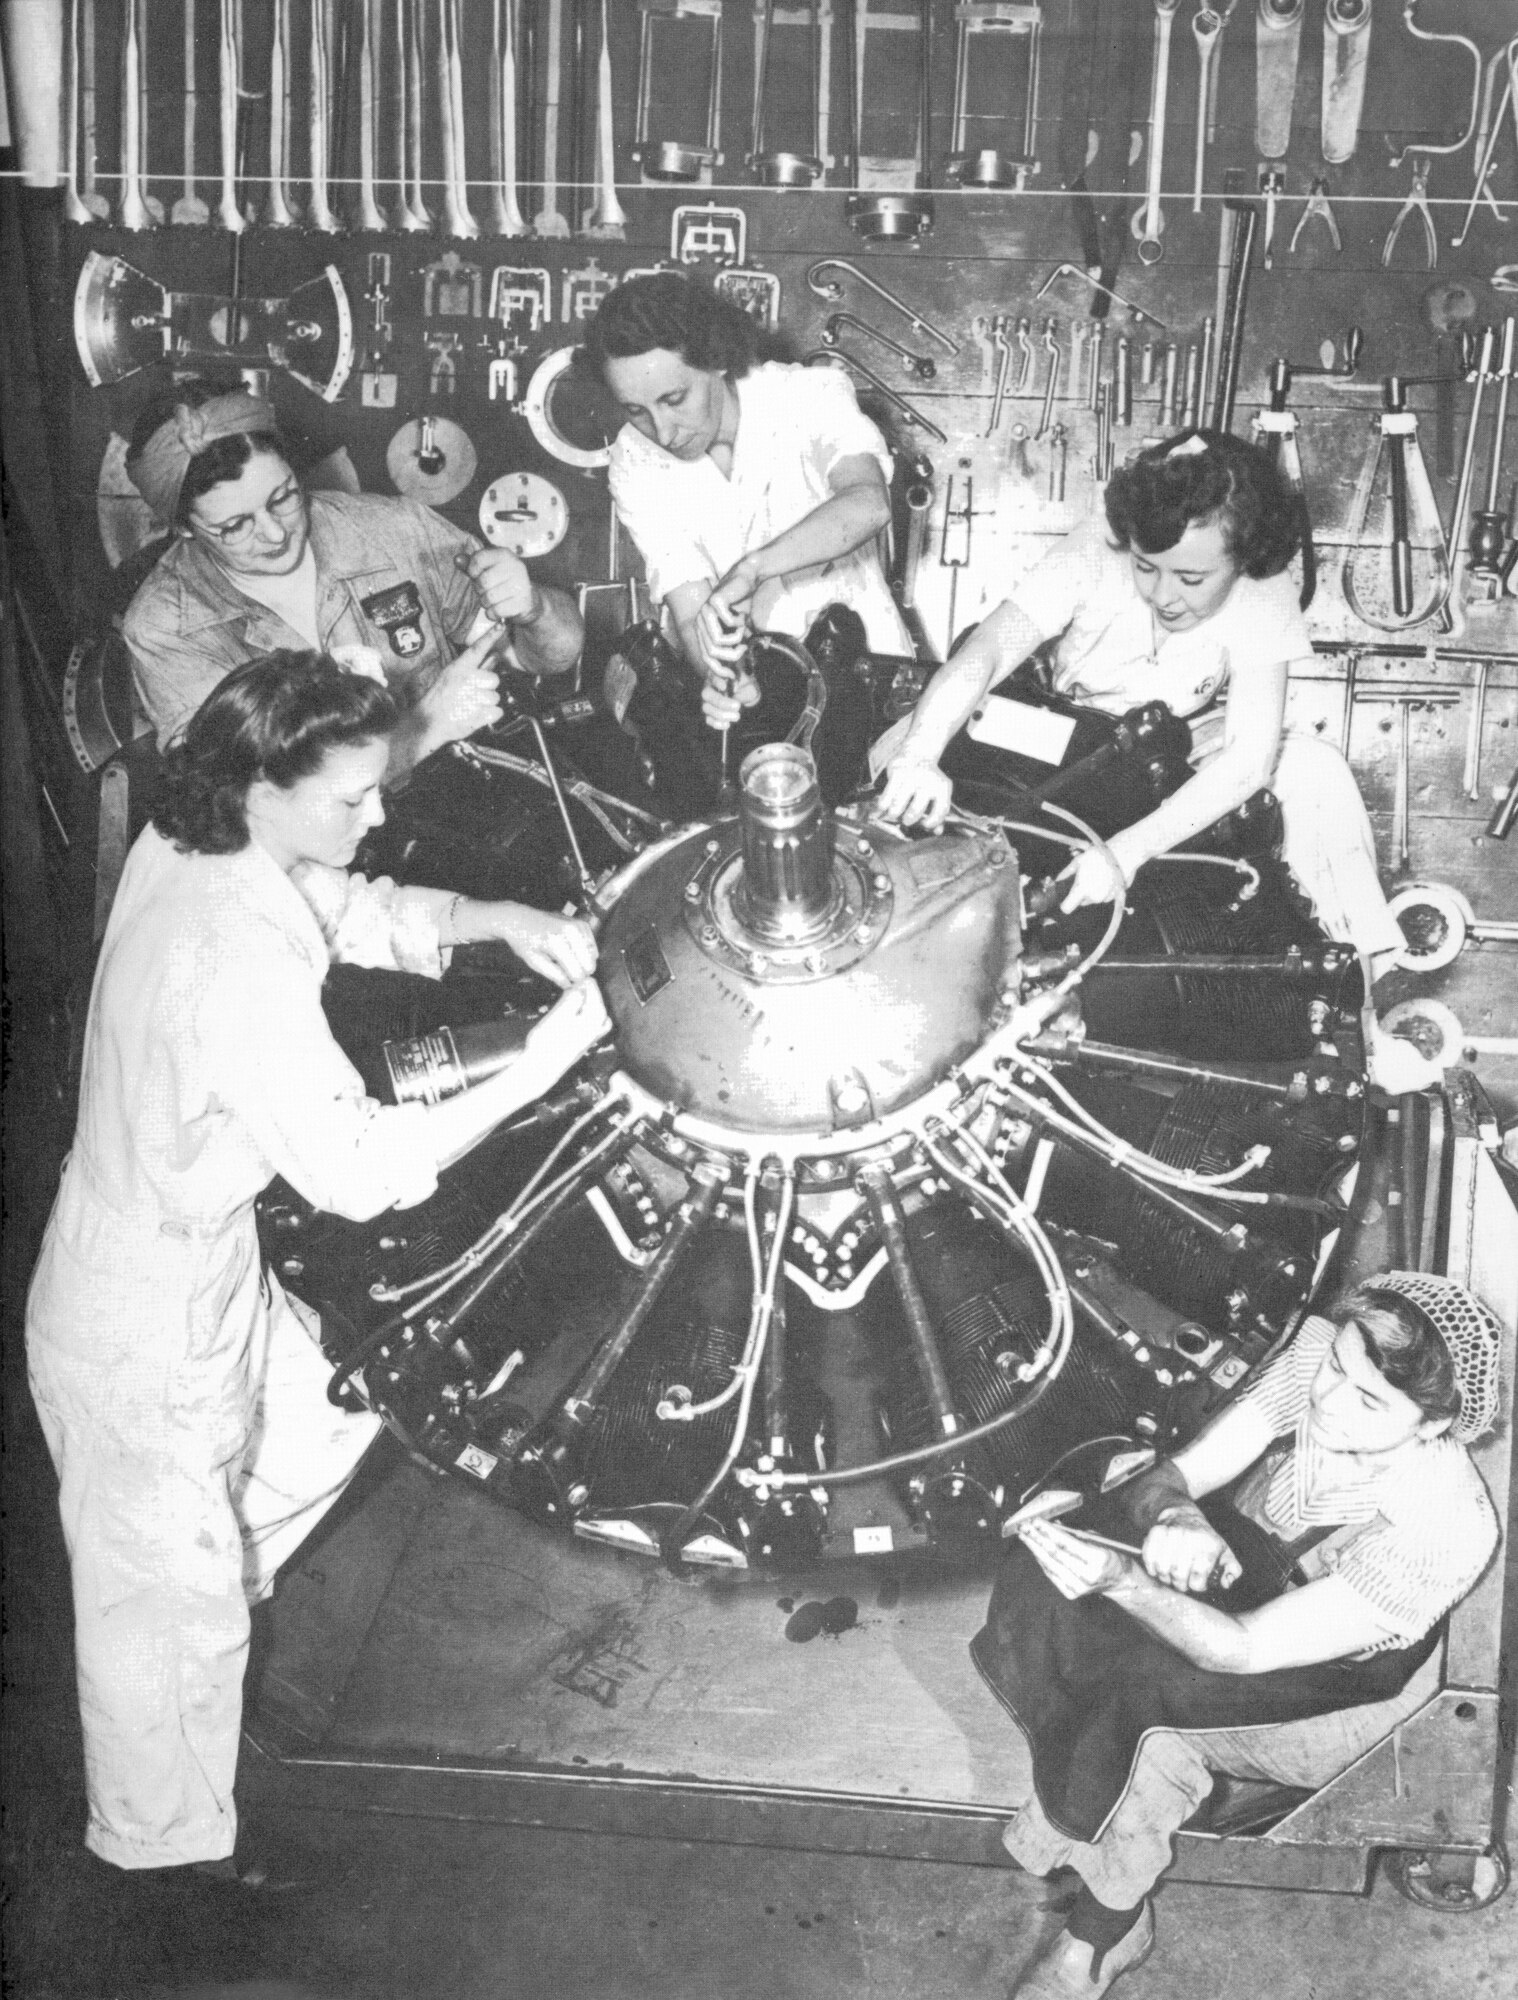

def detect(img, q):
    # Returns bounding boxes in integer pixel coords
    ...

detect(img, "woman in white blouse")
[878,430,1403,968]
[25,652,605,1884]
[585,273,911,726]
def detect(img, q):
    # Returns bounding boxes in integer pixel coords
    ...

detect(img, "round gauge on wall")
[478,472,570,558]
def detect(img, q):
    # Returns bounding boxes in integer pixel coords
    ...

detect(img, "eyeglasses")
[194,480,306,549]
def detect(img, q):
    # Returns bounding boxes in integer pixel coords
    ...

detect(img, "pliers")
[1382,156,1438,271]
[1290,176,1342,255]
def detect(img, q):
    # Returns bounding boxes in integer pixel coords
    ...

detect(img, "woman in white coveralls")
[585,271,912,727]
[25,651,607,1881]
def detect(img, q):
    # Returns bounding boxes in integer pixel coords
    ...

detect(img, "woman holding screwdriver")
[584,273,912,726]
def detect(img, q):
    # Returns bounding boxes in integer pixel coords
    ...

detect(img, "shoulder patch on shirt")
[360,580,427,658]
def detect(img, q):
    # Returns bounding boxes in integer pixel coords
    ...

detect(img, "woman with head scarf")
[120,380,583,766]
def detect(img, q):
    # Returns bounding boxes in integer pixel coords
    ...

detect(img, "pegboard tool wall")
[64,3,1516,901]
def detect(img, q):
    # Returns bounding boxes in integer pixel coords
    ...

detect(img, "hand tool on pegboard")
[355,0,387,231]
[1252,362,1316,608]
[1340,375,1451,631]
[397,0,432,231]
[944,0,1043,192]
[1386,0,1483,172]
[1467,317,1515,593]
[67,0,111,220]
[169,0,210,224]
[580,0,627,236]
[535,0,572,235]
[64,0,95,222]
[438,0,480,237]
[488,0,531,235]
[749,0,828,189]
[1133,0,1181,266]
[1321,0,1372,165]
[1255,0,1304,163]
[117,0,153,231]
[1288,175,1341,255]
[1191,2,1237,216]
[1450,35,1518,252]
[264,0,298,228]
[1208,185,1259,433]
[1055,0,1146,303]
[1441,324,1501,637]
[307,0,341,232]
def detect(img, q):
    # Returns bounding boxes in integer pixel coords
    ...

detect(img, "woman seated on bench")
[974,1272,1503,1999]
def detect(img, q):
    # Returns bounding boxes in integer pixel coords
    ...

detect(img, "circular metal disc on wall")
[96,433,159,568]
[478,472,569,558]
[523,348,613,468]
[385,417,479,508]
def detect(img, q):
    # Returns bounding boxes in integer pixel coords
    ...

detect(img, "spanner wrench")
[1134,0,1182,263]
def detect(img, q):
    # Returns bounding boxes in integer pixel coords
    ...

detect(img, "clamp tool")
[1289,176,1342,254]
[1382,156,1438,270]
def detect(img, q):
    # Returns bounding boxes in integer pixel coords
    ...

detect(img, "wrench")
[265,0,296,227]
[1134,0,1181,264]
[307,0,340,232]
[987,316,1013,436]
[215,0,244,234]
[1035,319,1062,439]
[1015,317,1035,393]
[1191,5,1225,215]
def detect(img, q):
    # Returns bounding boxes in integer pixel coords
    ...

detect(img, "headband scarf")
[127,392,281,526]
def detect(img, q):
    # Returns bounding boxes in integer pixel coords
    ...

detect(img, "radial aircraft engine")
[301,726,1364,1575]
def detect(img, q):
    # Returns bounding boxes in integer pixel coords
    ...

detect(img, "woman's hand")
[463,547,541,627]
[1019,1518,1136,1600]
[694,559,759,678]
[491,906,599,987]
[416,629,504,750]
[876,754,954,831]
[1057,840,1133,913]
[1141,1502,1243,1596]
[523,978,610,1079]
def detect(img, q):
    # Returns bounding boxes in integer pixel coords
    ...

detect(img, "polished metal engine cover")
[598,797,1023,1137]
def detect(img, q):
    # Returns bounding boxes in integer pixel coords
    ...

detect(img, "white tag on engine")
[853,1525,894,1554]
[967,697,1077,766]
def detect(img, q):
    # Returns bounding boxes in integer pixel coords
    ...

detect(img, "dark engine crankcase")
[259,645,1367,1569]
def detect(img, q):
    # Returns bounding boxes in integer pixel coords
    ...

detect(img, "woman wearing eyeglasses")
[120,380,584,770]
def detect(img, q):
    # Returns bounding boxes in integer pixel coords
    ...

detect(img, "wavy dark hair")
[1104,429,1300,579]
[1335,1283,1462,1428]
[153,651,400,856]
[126,375,292,531]
[581,272,762,381]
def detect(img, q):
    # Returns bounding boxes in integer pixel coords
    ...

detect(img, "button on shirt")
[124,492,489,749]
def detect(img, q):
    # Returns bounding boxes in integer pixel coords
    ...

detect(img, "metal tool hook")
[822,312,937,381]
[1034,263,1167,330]
[805,260,960,355]
[803,350,949,444]
[1386,0,1483,169]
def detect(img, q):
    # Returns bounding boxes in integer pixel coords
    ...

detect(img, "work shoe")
[1010,1899,1155,1997]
